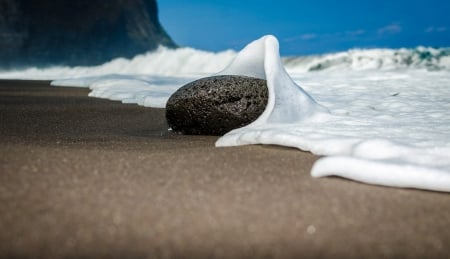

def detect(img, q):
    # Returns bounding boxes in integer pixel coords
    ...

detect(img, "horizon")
[158,0,450,55]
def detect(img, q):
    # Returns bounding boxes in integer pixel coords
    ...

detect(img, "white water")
[1,42,449,80]
[215,36,450,192]
[1,36,450,192]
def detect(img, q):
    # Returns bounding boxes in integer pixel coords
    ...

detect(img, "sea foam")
[216,36,450,192]
[1,36,450,192]
[0,42,449,80]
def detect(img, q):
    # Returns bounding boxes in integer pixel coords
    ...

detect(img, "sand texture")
[1,80,449,258]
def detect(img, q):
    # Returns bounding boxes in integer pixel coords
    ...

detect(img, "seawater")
[1,36,449,192]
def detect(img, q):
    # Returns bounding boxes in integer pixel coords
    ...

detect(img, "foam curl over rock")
[215,35,329,128]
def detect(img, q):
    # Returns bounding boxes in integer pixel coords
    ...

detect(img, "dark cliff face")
[0,0,176,68]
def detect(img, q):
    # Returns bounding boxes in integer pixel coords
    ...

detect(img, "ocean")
[1,35,449,192]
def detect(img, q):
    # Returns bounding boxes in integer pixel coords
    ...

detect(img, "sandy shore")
[1,79,449,258]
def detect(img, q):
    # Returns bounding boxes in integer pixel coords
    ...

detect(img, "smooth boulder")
[166,75,268,135]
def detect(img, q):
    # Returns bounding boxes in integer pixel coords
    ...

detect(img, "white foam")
[284,46,450,72]
[1,36,450,192]
[0,43,449,81]
[215,36,450,192]
[217,35,329,129]
[0,46,237,80]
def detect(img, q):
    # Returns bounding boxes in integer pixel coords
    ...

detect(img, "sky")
[158,0,450,55]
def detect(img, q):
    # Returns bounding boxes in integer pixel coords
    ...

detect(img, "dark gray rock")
[0,0,176,68]
[166,75,268,135]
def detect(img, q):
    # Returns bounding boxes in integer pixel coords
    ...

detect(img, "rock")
[166,75,268,135]
[0,0,176,68]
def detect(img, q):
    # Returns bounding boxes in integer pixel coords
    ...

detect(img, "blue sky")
[158,0,450,55]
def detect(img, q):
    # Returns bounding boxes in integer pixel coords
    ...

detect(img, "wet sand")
[0,79,449,258]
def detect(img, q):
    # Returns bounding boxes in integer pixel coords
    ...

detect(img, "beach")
[1,79,449,258]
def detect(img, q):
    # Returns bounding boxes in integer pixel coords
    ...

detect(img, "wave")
[0,47,237,79]
[0,46,449,80]
[284,47,450,72]
[12,34,450,192]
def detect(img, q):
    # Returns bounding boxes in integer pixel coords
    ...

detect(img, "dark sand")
[0,80,449,258]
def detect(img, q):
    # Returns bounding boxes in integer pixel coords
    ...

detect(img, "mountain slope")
[0,0,176,67]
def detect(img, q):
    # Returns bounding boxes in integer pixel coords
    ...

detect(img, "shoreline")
[1,80,449,258]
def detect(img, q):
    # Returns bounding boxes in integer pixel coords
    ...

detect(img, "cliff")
[0,0,176,68]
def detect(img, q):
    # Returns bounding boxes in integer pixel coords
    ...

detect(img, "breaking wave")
[284,47,450,72]
[0,45,449,80]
